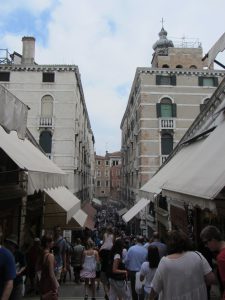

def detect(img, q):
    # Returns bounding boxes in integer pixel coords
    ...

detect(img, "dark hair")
[41,234,53,249]
[111,238,124,257]
[166,230,192,254]
[148,245,160,269]
[200,225,222,242]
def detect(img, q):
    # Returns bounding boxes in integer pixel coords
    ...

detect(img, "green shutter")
[214,77,219,87]
[198,77,203,86]
[156,75,161,85]
[171,75,176,86]
[172,103,177,117]
[156,103,161,118]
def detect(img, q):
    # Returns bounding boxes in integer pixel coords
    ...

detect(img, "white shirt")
[151,251,212,300]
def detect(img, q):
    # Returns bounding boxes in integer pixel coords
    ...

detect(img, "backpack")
[65,240,74,255]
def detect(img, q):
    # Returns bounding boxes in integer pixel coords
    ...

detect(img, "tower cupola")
[153,27,174,51]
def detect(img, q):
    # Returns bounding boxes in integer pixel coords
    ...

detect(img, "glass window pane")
[161,104,172,117]
[203,78,214,86]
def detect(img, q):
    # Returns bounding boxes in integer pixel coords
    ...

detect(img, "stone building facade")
[120,27,225,211]
[0,37,95,201]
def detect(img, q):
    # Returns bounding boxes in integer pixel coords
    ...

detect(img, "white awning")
[0,85,28,139]
[72,209,88,227]
[0,126,66,194]
[92,198,102,206]
[163,119,225,200]
[44,186,81,223]
[206,32,225,67]
[122,198,150,223]
[140,140,203,199]
[118,207,128,216]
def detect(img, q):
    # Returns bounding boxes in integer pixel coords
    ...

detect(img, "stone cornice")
[0,64,78,72]
[137,67,225,77]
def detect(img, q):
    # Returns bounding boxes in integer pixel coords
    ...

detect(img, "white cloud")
[1,0,225,153]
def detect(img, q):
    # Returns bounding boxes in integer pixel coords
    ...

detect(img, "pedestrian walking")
[144,232,167,259]
[125,235,147,300]
[71,238,84,283]
[200,225,225,299]
[100,226,115,251]
[108,238,131,300]
[139,245,160,299]
[53,226,67,284]
[39,234,59,300]
[0,240,16,300]
[149,230,216,300]
[5,234,27,300]
[99,247,111,300]
[80,239,99,300]
[26,237,42,294]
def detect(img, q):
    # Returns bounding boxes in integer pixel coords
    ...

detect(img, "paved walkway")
[24,280,221,300]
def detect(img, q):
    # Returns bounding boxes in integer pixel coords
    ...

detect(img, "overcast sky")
[1,0,224,154]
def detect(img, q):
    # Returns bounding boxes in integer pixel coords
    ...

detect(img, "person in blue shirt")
[0,245,16,300]
[4,235,26,300]
[125,236,147,300]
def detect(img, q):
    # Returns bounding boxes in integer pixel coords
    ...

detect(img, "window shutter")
[172,103,177,117]
[156,75,161,85]
[156,103,161,118]
[171,75,176,86]
[214,77,219,87]
[198,77,203,86]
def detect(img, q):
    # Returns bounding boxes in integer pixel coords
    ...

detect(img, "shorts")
[100,271,109,285]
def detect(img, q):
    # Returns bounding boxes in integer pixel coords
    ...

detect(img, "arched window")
[161,132,173,155]
[190,65,197,69]
[41,95,53,116]
[39,130,52,153]
[176,65,183,68]
[162,64,169,68]
[160,98,173,118]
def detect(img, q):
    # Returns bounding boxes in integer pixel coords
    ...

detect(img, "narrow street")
[24,280,106,300]
[23,280,221,300]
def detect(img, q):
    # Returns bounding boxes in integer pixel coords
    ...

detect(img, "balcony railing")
[39,116,53,128]
[159,118,176,130]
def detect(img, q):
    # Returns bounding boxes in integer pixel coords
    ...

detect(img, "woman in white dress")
[80,239,99,300]
[149,230,216,300]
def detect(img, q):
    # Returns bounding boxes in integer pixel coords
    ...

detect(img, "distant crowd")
[1,224,225,300]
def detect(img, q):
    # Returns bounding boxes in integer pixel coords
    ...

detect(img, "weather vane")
[161,18,164,28]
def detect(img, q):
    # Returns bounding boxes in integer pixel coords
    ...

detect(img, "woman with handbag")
[108,238,131,300]
[39,234,59,300]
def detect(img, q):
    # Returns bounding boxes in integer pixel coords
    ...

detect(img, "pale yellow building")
[120,27,225,233]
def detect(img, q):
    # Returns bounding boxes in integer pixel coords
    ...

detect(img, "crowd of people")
[1,222,225,299]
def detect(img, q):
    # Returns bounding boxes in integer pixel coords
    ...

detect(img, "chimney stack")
[21,36,35,65]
